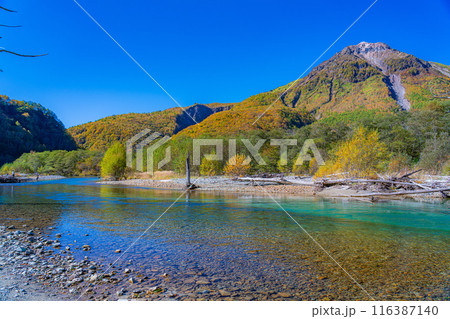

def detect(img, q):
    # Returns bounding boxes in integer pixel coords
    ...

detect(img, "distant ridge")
[67,103,233,150]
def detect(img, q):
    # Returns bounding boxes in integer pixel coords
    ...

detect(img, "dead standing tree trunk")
[186,152,191,188]
[185,152,198,190]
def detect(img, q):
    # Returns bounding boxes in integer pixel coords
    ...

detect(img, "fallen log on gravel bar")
[346,188,450,197]
[320,179,426,187]
[398,169,422,179]
[237,177,293,185]
[236,177,315,186]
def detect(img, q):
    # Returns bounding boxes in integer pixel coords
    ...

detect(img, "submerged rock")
[116,288,126,296]
[147,286,163,293]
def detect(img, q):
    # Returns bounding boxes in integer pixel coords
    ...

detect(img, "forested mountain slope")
[67,103,233,150]
[176,42,450,137]
[0,95,77,166]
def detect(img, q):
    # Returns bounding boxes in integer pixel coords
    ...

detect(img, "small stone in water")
[124,268,131,274]
[219,290,231,297]
[115,249,121,253]
[116,288,125,296]
[128,277,135,284]
[82,245,91,251]
[15,246,26,253]
[148,286,163,293]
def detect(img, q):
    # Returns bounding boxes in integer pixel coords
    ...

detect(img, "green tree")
[200,156,223,176]
[101,142,126,180]
[419,132,450,174]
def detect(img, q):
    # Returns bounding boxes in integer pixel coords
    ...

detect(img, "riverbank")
[98,176,449,201]
[0,175,65,183]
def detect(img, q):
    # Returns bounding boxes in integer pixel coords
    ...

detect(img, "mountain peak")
[351,41,391,52]
[341,42,396,58]
[338,42,405,74]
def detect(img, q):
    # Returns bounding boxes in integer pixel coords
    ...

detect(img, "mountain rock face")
[67,103,233,150]
[0,95,77,166]
[176,42,450,137]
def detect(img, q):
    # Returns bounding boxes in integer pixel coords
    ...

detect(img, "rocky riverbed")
[0,222,300,301]
[1,223,305,301]
[1,220,448,301]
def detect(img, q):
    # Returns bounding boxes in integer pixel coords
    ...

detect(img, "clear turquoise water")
[0,178,449,300]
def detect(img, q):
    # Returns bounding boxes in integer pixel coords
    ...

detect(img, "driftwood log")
[398,169,422,179]
[236,177,300,185]
[347,188,450,197]
[237,171,448,198]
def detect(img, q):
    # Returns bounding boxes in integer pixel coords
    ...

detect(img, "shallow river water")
[0,178,449,300]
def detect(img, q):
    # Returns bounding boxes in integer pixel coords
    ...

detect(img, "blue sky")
[1,0,449,127]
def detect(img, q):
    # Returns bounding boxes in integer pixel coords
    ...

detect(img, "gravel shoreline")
[0,175,66,184]
[99,176,319,196]
[98,176,448,201]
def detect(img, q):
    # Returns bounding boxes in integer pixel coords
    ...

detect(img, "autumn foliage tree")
[224,154,251,177]
[316,127,390,178]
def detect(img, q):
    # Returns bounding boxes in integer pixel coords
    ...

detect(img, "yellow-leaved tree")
[224,154,251,177]
[316,127,390,178]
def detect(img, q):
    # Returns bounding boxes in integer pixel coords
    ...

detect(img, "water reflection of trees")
[0,185,64,229]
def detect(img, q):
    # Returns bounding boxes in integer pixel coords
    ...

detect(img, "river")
[0,178,448,300]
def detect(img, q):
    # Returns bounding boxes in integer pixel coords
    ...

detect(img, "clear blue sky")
[1,0,449,127]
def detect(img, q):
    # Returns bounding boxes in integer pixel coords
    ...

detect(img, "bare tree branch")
[0,5,46,68]
[0,24,21,28]
[0,49,47,57]
[0,6,16,12]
